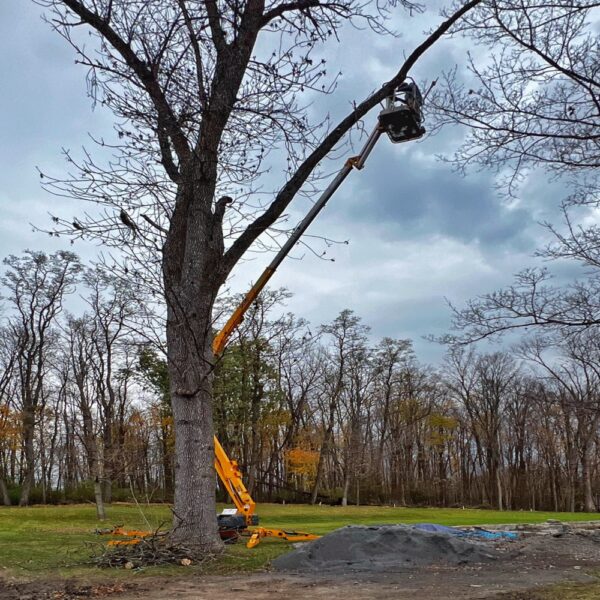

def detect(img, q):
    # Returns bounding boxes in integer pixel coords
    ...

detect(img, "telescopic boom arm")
[211,127,383,545]
[212,81,425,356]
[212,125,383,357]
[212,83,425,546]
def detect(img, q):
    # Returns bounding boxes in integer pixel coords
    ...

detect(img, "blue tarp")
[413,523,518,540]
[413,523,458,534]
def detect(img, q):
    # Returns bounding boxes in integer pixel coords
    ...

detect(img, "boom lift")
[212,82,425,548]
[103,82,424,549]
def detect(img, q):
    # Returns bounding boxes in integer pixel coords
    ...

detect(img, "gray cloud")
[1,1,592,364]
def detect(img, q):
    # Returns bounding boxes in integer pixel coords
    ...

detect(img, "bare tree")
[428,0,600,343]
[431,0,599,192]
[445,348,519,509]
[0,327,19,506]
[2,251,81,505]
[338,333,374,506]
[310,309,368,502]
[372,337,414,481]
[519,334,600,512]
[83,267,141,504]
[386,360,434,504]
[34,0,483,548]
[443,267,600,343]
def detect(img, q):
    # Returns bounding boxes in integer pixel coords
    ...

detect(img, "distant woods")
[1,250,600,513]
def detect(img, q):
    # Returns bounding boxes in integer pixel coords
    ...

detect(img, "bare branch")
[223,0,484,273]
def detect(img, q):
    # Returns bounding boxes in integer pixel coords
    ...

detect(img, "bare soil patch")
[0,579,132,600]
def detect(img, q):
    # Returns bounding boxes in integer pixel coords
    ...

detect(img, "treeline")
[1,250,600,513]
[213,294,600,513]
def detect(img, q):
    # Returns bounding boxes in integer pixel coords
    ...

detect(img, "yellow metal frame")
[212,268,276,356]
[245,527,320,548]
[213,435,256,525]
[211,269,323,547]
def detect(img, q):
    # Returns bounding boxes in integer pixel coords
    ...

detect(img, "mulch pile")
[273,524,500,572]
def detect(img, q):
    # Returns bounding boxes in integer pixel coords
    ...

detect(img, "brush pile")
[90,534,216,569]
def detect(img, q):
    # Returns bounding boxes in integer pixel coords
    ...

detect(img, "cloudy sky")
[0,1,584,364]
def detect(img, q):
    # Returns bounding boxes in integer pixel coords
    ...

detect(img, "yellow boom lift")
[212,82,425,547]
[105,82,425,549]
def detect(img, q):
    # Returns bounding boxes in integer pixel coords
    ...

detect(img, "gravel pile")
[272,525,499,572]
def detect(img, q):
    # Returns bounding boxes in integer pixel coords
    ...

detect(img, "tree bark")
[165,286,223,550]
[581,445,595,513]
[341,473,350,506]
[94,477,106,520]
[0,478,10,506]
[161,427,174,501]
[495,464,503,511]
[169,364,220,547]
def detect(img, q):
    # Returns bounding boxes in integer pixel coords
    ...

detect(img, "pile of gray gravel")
[272,525,499,572]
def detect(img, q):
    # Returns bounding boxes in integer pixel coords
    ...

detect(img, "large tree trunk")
[161,167,226,551]
[168,332,221,549]
[170,392,215,540]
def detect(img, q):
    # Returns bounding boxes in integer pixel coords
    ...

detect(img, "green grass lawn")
[0,502,598,579]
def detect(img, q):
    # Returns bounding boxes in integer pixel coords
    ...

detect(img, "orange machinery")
[211,83,425,547]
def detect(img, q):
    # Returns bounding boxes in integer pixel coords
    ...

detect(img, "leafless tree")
[428,0,600,343]
[309,310,362,502]
[2,251,81,505]
[0,327,19,506]
[519,334,600,511]
[371,337,414,481]
[82,268,142,502]
[33,0,483,548]
[443,267,600,343]
[431,0,599,192]
[386,361,436,504]
[338,324,374,506]
[445,348,519,509]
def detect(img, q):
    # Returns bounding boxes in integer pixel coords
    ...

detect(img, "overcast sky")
[0,1,586,364]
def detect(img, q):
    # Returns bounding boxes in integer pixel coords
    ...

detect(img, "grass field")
[0,503,599,579]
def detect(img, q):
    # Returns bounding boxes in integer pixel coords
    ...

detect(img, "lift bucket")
[378,82,426,143]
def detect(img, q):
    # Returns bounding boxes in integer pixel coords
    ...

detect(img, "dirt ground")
[3,527,600,600]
